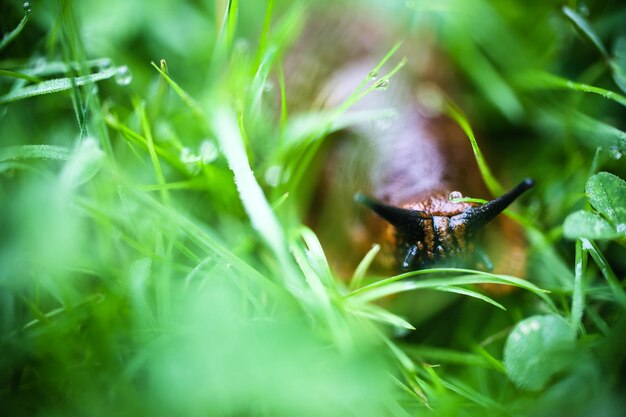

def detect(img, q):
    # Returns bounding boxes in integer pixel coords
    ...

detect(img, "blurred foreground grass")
[1,0,626,416]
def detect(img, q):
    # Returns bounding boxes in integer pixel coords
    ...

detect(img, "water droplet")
[449,191,463,201]
[609,145,622,160]
[180,147,200,164]
[199,140,218,164]
[374,116,392,130]
[578,3,590,16]
[373,112,397,131]
[368,70,379,81]
[263,80,274,93]
[374,79,389,91]
[97,58,112,71]
[114,66,132,86]
[265,165,282,187]
[416,83,444,117]
[234,39,250,53]
[23,2,31,13]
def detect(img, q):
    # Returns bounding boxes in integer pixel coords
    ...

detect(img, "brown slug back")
[283,8,534,289]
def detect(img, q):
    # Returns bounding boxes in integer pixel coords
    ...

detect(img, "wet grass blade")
[0,66,119,104]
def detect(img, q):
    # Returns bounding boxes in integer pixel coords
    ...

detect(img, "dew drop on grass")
[368,70,378,81]
[234,39,250,53]
[115,66,132,86]
[180,147,199,164]
[578,3,590,16]
[374,79,389,91]
[263,80,274,93]
[265,165,282,187]
[199,140,218,164]
[449,191,463,201]
[23,2,31,13]
[97,58,113,71]
[609,145,622,160]
[374,113,396,130]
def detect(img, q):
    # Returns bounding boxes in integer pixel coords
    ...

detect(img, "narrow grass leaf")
[256,0,275,65]
[611,36,626,93]
[298,226,335,288]
[350,304,415,331]
[0,3,30,52]
[0,66,119,104]
[285,43,406,192]
[570,110,626,151]
[0,144,71,162]
[104,110,188,173]
[404,345,490,367]
[137,100,170,206]
[571,240,586,334]
[226,0,239,51]
[350,244,381,291]
[562,6,610,60]
[444,29,524,122]
[434,286,506,310]
[0,69,42,83]
[444,99,503,196]
[150,62,204,120]
[212,107,305,297]
[582,238,626,308]
[348,268,550,305]
[439,376,508,412]
[471,344,506,374]
[519,71,626,107]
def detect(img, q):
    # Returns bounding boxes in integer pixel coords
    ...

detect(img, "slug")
[283,9,533,289]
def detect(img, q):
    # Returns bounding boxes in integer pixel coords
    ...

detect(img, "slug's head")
[355,179,535,272]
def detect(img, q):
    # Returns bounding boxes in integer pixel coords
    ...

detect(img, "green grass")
[1,0,626,416]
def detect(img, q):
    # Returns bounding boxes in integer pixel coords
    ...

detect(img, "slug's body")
[284,9,533,285]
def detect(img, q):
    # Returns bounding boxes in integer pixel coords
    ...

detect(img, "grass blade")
[444,99,503,196]
[571,239,587,334]
[519,71,626,107]
[582,238,626,308]
[350,244,381,291]
[0,144,71,161]
[0,3,30,52]
[0,66,119,104]
[562,6,610,60]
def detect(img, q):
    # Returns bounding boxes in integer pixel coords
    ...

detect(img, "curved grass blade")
[444,99,503,196]
[0,3,31,52]
[350,243,381,291]
[347,268,552,308]
[349,303,415,331]
[562,6,610,60]
[434,286,505,311]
